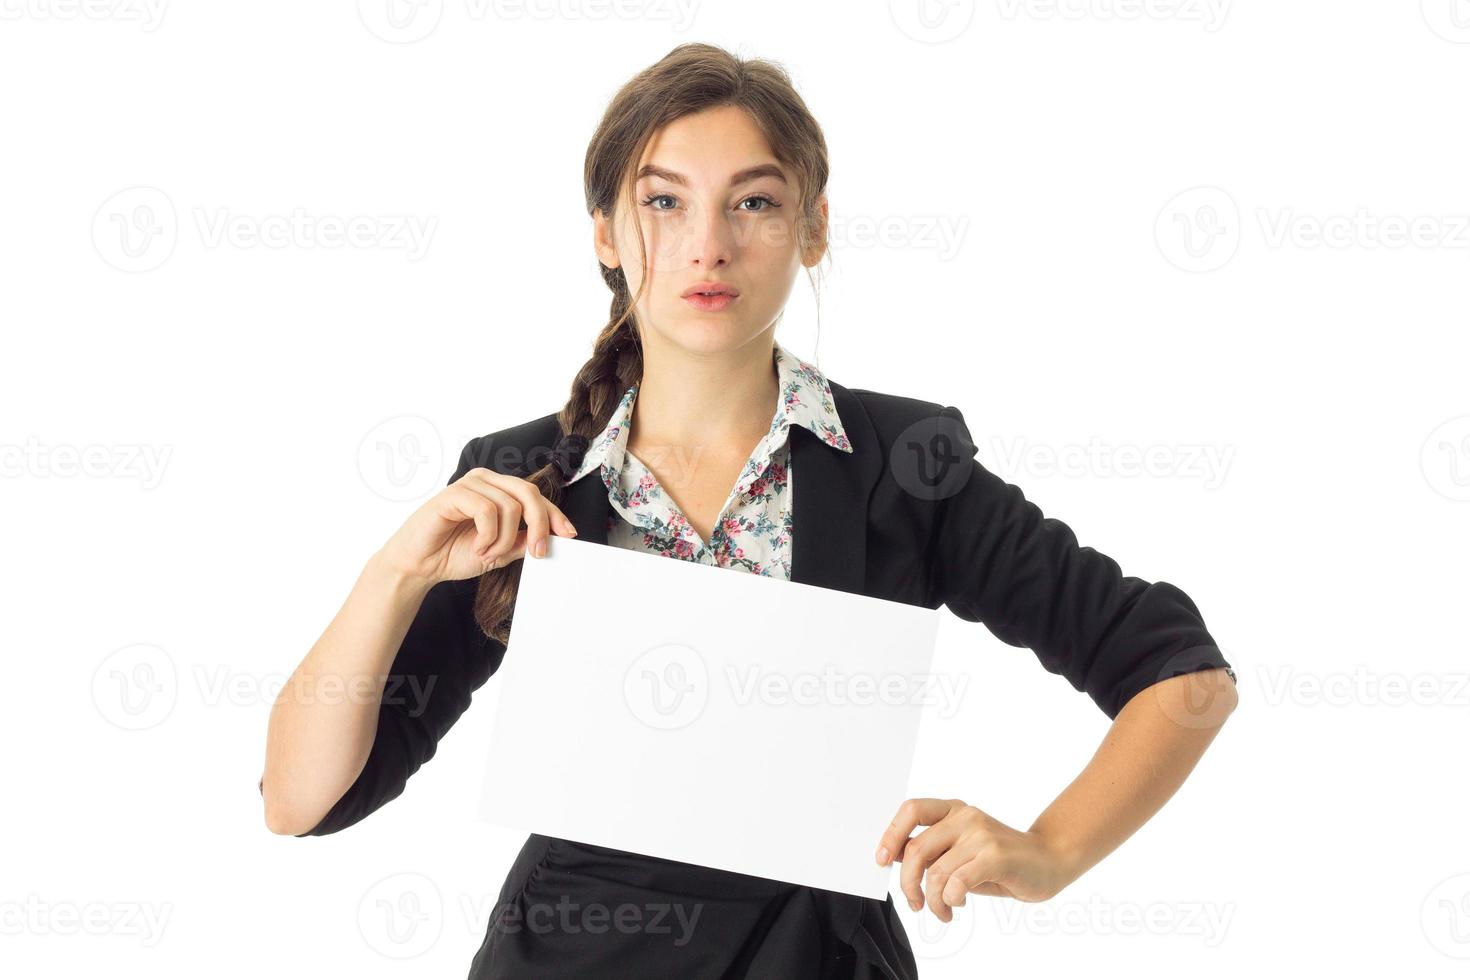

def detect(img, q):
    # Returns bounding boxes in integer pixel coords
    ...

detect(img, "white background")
[3,1,1468,977]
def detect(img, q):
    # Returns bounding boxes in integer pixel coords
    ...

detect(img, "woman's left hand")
[875,798,1078,921]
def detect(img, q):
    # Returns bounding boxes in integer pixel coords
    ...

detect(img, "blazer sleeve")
[274,435,508,836]
[926,405,1235,720]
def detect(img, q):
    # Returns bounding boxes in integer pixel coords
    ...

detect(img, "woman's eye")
[739,195,780,213]
[641,193,678,211]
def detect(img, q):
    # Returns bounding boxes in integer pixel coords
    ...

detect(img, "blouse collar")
[563,341,852,489]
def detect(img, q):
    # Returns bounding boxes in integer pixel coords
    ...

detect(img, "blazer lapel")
[547,379,879,596]
[788,380,880,597]
[557,466,614,547]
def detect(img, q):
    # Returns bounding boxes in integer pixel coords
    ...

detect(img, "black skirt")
[467,834,919,979]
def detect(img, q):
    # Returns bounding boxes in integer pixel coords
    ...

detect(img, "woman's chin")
[646,319,770,357]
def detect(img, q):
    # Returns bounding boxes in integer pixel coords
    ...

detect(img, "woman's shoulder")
[838,381,948,425]
[457,410,562,477]
[833,380,977,462]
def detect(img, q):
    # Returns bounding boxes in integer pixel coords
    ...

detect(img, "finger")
[471,504,497,557]
[457,487,499,557]
[941,854,1003,907]
[454,476,527,561]
[924,849,972,923]
[451,483,520,560]
[894,835,925,911]
[876,798,951,867]
[462,471,562,559]
[545,498,578,538]
[460,484,521,565]
[519,486,577,541]
[489,528,528,569]
[519,482,552,560]
[898,821,964,913]
[490,491,524,562]
[434,484,498,556]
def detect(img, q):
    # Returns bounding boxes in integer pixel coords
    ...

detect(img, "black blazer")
[297,379,1232,838]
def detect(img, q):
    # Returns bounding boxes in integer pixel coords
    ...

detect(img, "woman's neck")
[627,332,780,451]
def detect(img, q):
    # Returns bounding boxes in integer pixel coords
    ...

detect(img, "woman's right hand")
[377,467,579,586]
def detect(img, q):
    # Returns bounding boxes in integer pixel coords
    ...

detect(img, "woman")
[260,43,1239,979]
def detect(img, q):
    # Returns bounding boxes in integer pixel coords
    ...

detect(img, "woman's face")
[594,104,827,357]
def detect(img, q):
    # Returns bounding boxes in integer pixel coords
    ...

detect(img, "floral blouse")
[562,342,853,579]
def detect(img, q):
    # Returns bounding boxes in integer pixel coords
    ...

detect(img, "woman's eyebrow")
[635,163,788,187]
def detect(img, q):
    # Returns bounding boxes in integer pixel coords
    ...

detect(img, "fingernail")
[909,899,921,911]
[875,847,890,865]
[535,539,546,558]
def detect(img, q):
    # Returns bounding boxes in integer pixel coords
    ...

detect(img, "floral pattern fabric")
[562,343,853,579]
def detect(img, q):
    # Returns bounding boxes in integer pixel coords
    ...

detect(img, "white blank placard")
[476,534,941,900]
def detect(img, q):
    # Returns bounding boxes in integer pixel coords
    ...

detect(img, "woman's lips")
[683,292,738,312]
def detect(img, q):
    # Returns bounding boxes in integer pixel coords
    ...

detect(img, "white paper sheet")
[476,534,941,900]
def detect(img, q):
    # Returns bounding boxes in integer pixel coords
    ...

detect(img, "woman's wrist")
[363,548,437,605]
[1027,824,1092,893]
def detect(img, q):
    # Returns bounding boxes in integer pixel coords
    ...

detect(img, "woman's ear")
[800,194,829,268]
[592,208,621,269]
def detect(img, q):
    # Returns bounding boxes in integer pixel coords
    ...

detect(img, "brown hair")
[472,42,832,643]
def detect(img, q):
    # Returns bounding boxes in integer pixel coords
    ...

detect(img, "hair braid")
[471,271,644,643]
